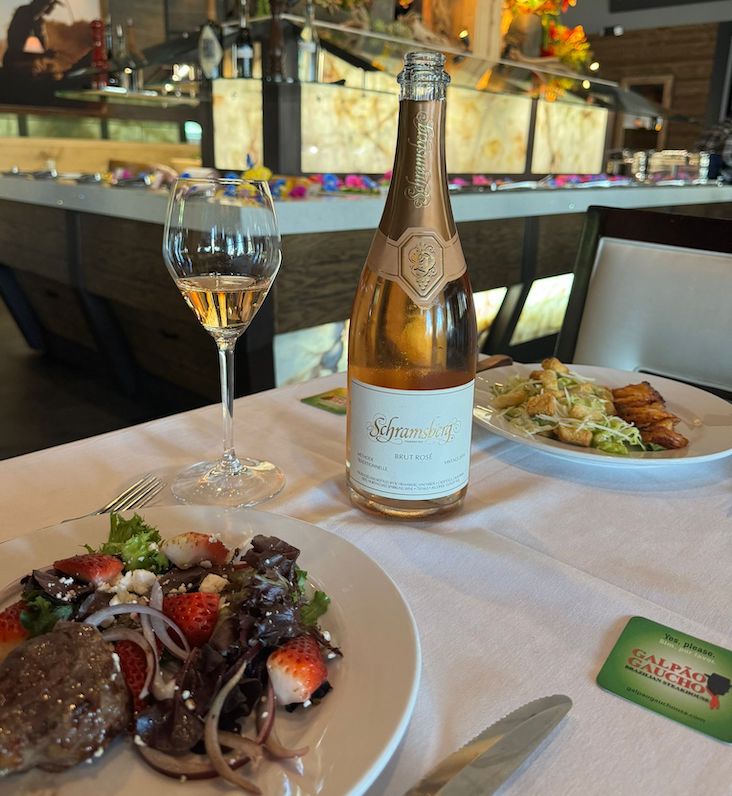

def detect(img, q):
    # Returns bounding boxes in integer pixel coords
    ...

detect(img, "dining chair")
[555,205,732,396]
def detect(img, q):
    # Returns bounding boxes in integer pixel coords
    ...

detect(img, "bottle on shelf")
[125,18,147,91]
[297,0,321,83]
[346,51,478,520]
[89,19,108,88]
[198,0,224,81]
[232,0,254,79]
[113,23,131,90]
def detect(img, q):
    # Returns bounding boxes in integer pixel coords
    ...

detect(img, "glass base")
[171,458,285,508]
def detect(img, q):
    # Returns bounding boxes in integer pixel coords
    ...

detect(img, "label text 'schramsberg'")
[368,415,459,444]
[405,111,433,208]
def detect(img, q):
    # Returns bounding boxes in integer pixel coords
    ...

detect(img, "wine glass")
[163,176,284,507]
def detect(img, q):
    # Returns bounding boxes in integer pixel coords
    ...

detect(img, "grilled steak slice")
[0,621,131,775]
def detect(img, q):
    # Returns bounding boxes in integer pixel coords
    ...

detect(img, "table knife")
[404,694,572,796]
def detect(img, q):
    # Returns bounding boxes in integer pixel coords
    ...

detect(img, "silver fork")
[63,474,165,522]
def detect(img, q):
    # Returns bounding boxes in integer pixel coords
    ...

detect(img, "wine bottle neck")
[379,98,454,242]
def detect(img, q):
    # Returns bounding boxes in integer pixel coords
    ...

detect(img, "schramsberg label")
[367,415,460,444]
[349,379,474,500]
[405,111,433,208]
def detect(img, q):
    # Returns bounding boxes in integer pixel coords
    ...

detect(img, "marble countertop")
[0,176,729,234]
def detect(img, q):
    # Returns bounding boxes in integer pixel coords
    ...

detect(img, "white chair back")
[573,237,732,392]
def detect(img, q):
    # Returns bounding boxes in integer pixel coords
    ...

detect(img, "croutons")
[569,403,602,421]
[555,425,593,447]
[492,386,528,409]
[533,369,558,392]
[526,393,556,417]
[541,357,569,374]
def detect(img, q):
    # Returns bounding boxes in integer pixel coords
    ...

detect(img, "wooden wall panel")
[536,214,585,279]
[588,23,718,151]
[16,274,96,347]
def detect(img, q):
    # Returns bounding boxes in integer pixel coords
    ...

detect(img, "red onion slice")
[255,681,275,745]
[204,658,262,794]
[84,603,190,660]
[139,614,178,701]
[101,627,155,699]
[148,580,189,660]
[255,681,308,759]
[137,744,253,781]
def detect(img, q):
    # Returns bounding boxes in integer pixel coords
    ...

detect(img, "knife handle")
[477,354,513,373]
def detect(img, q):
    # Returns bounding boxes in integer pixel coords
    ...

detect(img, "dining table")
[1,371,730,795]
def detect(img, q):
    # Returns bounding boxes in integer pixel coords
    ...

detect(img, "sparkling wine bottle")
[347,51,477,519]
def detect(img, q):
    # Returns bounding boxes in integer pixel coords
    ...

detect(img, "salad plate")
[0,505,421,796]
[474,363,732,467]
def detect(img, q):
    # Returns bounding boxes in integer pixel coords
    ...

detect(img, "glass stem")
[217,336,240,472]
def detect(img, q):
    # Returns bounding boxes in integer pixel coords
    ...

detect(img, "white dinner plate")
[474,363,732,467]
[0,506,421,796]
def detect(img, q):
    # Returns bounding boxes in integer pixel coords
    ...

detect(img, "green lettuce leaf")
[20,595,73,637]
[301,590,330,626]
[87,512,169,573]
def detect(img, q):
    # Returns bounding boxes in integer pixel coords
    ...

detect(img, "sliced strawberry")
[160,531,231,569]
[266,635,327,705]
[54,553,123,587]
[0,600,28,661]
[162,592,219,648]
[115,639,148,714]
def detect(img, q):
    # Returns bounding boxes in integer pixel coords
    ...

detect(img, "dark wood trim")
[262,80,301,174]
[706,21,732,125]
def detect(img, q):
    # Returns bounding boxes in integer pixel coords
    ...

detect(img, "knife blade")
[405,694,572,796]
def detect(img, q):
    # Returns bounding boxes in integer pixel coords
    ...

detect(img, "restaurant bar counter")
[0,176,730,410]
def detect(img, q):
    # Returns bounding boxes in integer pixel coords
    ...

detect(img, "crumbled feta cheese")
[127,569,157,595]
[184,698,196,711]
[181,690,191,700]
[302,699,312,709]
[199,573,228,594]
[133,735,146,747]
[58,576,74,585]
[322,630,331,642]
[111,652,121,672]
[199,560,212,569]
[93,746,105,758]
[109,589,138,607]
[327,652,337,660]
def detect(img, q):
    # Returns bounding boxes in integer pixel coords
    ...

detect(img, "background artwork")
[0,0,98,81]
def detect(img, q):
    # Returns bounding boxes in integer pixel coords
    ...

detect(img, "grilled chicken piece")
[612,382,688,450]
[612,381,664,408]
[641,425,689,449]
[618,403,678,428]
[0,622,131,775]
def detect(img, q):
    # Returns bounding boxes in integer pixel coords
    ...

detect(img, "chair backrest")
[556,206,732,393]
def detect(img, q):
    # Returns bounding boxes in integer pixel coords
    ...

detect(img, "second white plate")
[474,364,732,467]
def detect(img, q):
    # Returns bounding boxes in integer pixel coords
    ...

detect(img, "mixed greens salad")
[489,361,663,455]
[0,513,339,792]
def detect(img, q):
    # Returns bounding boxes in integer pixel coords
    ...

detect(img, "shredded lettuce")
[491,369,654,455]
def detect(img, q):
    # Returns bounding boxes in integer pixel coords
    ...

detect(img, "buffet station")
[0,0,730,409]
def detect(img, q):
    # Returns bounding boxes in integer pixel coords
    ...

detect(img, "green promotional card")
[597,617,732,743]
[301,387,348,415]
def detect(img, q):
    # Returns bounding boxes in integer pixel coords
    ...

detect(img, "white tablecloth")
[1,374,730,795]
